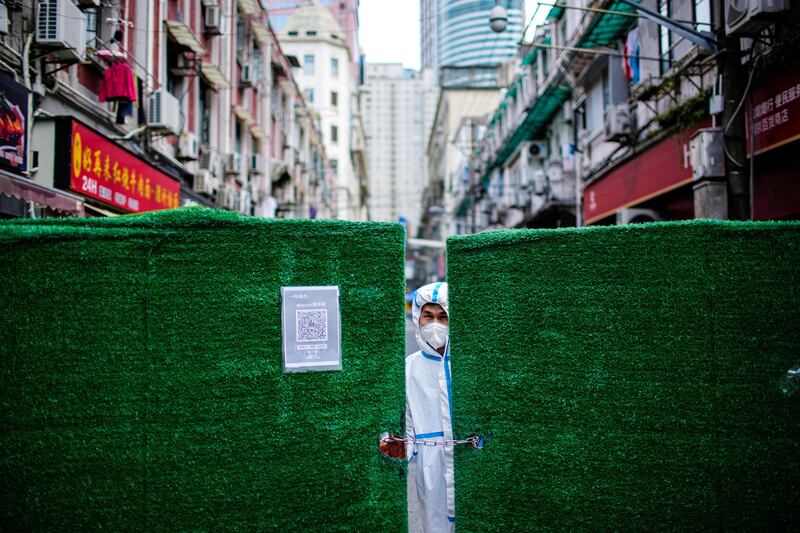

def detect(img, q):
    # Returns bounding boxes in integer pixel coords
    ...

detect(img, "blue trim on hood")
[431,282,442,303]
[421,351,442,361]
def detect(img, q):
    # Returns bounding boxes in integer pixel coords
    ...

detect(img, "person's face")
[419,303,448,328]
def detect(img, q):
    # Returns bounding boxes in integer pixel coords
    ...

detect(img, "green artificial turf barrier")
[447,220,800,531]
[0,209,407,531]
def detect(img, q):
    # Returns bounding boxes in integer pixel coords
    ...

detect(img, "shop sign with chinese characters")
[55,118,180,213]
[281,286,342,373]
[746,65,800,156]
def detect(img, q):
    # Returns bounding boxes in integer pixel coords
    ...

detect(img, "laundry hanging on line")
[99,61,137,103]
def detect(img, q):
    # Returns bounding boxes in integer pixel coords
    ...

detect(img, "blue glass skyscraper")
[422,0,525,70]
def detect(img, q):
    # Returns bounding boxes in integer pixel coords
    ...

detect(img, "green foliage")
[656,89,712,133]
[447,221,800,531]
[0,209,407,531]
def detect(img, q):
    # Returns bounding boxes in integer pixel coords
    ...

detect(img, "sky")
[358,0,548,70]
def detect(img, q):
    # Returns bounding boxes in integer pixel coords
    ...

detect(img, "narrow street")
[405,315,417,356]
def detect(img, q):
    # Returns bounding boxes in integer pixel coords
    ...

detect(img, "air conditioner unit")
[199,150,217,172]
[178,132,199,160]
[249,153,264,175]
[241,63,254,86]
[204,5,222,34]
[36,0,86,63]
[527,140,548,160]
[220,186,238,210]
[147,89,182,135]
[225,152,242,175]
[604,103,632,142]
[193,169,218,194]
[616,208,663,225]
[726,0,788,35]
[690,127,725,180]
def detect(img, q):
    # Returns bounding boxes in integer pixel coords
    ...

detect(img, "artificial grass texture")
[0,208,407,531]
[447,220,800,531]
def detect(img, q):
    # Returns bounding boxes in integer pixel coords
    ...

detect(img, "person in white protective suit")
[406,281,455,532]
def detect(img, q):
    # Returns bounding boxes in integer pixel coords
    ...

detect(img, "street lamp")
[489,1,508,33]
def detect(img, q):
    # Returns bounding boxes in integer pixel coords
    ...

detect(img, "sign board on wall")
[281,286,342,372]
[0,73,28,173]
[746,65,800,156]
[53,118,180,213]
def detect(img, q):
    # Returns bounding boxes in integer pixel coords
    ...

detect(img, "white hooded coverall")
[406,282,455,532]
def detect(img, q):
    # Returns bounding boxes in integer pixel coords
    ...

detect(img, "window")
[305,88,315,103]
[585,78,605,134]
[199,80,212,145]
[331,57,339,77]
[694,0,712,31]
[331,124,338,143]
[658,0,673,75]
[307,30,317,36]
[330,158,338,176]
[236,18,250,61]
[85,7,99,47]
[304,54,315,75]
[331,90,338,107]
[253,43,263,83]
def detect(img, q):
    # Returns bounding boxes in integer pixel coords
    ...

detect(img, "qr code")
[296,309,328,342]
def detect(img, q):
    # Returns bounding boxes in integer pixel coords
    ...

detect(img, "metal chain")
[380,433,483,449]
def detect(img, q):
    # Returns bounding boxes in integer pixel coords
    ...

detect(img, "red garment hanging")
[99,61,137,103]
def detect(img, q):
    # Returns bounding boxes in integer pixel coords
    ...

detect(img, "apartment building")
[0,0,331,219]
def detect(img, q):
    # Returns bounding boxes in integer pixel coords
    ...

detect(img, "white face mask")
[421,322,449,349]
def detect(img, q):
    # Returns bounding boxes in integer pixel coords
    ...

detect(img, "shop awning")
[272,162,290,183]
[253,23,270,46]
[491,83,571,168]
[250,126,267,139]
[521,48,538,66]
[455,195,472,218]
[577,0,639,48]
[165,20,208,55]
[582,123,704,224]
[234,105,254,124]
[0,172,84,216]
[200,62,229,89]
[237,0,260,16]
[546,3,566,20]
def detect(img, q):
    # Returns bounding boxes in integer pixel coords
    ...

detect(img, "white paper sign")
[281,286,342,372]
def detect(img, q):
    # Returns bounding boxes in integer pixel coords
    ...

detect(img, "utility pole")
[718,15,750,219]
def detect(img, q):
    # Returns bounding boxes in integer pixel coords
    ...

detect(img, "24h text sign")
[67,119,180,213]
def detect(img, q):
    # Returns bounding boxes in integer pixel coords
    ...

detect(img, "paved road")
[406,316,417,355]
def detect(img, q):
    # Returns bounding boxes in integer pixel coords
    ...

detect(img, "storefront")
[746,64,800,220]
[33,117,181,216]
[582,123,705,225]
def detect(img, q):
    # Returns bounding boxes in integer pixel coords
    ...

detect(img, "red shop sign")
[582,122,708,224]
[746,64,800,156]
[55,118,180,213]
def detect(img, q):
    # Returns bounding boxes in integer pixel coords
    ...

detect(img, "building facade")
[265,0,362,82]
[0,0,332,220]
[362,63,430,228]
[421,86,502,239]
[459,0,800,233]
[278,1,368,221]
[421,0,525,74]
